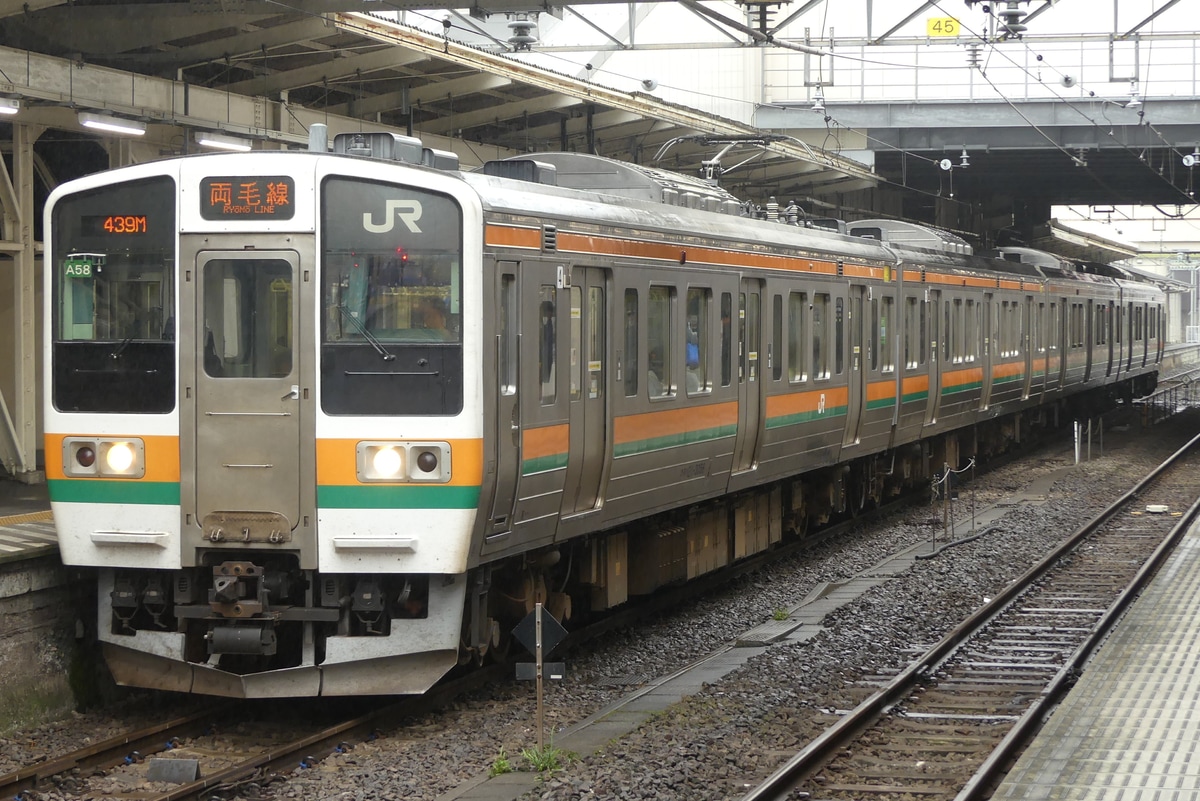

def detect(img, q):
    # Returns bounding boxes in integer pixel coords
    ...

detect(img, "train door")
[1138,304,1148,367]
[561,267,609,516]
[980,294,994,410]
[486,263,520,534]
[1084,299,1094,381]
[509,263,571,542]
[1106,301,1115,377]
[1118,302,1128,374]
[842,284,865,446]
[192,250,302,536]
[1049,300,1065,390]
[924,289,941,426]
[732,278,763,473]
[1022,296,1034,398]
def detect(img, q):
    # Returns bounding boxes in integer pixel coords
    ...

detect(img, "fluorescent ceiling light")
[0,98,19,116]
[78,111,147,136]
[194,131,252,152]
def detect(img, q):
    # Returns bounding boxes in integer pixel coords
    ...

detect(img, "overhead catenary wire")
[930,0,1196,205]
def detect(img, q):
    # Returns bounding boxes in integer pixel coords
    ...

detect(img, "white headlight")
[105,442,136,473]
[371,446,403,478]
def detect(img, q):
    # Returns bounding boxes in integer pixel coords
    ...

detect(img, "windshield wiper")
[336,305,395,361]
[109,338,133,360]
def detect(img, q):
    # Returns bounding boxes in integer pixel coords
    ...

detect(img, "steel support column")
[0,122,45,482]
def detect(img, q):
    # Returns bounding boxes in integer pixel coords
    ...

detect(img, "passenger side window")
[904,297,917,369]
[834,297,844,375]
[539,286,556,405]
[648,285,673,398]
[1033,303,1044,355]
[788,291,806,382]
[870,298,879,371]
[499,274,516,394]
[919,297,928,366]
[813,293,829,380]
[965,299,977,362]
[624,289,638,397]
[686,287,711,395]
[570,285,583,400]
[880,295,894,373]
[771,294,783,382]
[720,293,733,387]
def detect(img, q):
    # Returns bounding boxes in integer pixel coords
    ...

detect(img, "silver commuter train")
[43,132,1164,697]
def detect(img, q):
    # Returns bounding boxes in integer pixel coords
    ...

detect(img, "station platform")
[0,478,54,564]
[992,514,1200,799]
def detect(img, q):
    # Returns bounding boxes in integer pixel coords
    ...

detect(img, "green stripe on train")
[521,453,568,475]
[941,380,983,395]
[47,479,180,505]
[318,484,481,509]
[614,424,737,457]
[766,405,848,429]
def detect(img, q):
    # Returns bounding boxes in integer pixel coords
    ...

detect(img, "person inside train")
[686,317,702,393]
[647,346,665,397]
[417,296,446,330]
[203,328,223,376]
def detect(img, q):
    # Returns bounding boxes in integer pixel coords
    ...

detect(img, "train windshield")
[50,177,176,413]
[321,177,462,344]
[319,176,464,416]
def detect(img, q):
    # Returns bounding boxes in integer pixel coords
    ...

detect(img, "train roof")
[461,153,1114,287]
[49,133,1162,295]
[482,151,742,213]
[846,219,973,257]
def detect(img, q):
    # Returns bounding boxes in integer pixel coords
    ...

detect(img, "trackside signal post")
[513,603,567,751]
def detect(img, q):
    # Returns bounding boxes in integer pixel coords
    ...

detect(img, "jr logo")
[363,199,423,233]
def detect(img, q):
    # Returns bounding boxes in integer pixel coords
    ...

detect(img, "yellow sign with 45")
[927,17,961,36]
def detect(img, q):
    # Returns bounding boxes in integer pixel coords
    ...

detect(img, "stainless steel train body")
[43,138,1165,697]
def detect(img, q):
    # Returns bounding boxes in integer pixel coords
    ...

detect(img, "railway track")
[0,664,505,801]
[742,430,1200,801]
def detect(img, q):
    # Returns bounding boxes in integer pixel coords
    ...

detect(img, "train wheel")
[547,591,572,622]
[794,512,810,541]
[471,619,502,666]
[489,619,514,664]
[848,470,868,517]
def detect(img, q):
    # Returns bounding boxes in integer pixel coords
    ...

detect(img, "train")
[43,129,1164,697]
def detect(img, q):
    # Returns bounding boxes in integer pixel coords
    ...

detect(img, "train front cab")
[47,154,487,697]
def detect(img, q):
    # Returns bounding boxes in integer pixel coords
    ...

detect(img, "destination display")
[200,176,295,220]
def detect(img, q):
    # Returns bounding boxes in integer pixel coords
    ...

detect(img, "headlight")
[63,437,145,478]
[371,446,404,478]
[104,441,136,473]
[356,441,451,483]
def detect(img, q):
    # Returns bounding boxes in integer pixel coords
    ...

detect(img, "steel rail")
[0,705,229,799]
[954,444,1200,801]
[142,664,507,801]
[740,429,1200,801]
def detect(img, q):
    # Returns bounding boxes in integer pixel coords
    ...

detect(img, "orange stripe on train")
[522,424,569,461]
[614,402,738,444]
